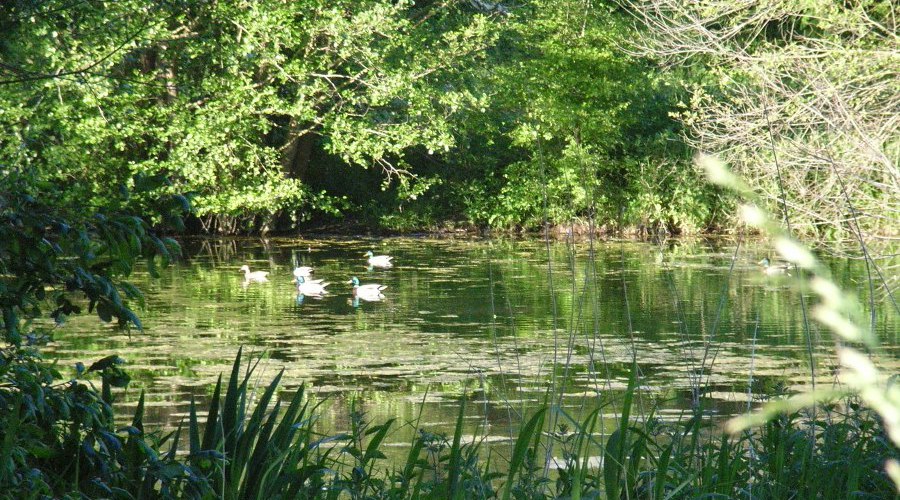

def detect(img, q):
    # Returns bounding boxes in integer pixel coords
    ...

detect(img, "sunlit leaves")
[448,0,715,231]
[0,1,495,231]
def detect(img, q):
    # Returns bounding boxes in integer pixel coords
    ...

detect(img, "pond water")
[46,237,898,452]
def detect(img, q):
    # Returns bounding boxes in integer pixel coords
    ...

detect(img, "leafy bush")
[0,171,184,346]
[1,163,191,496]
[0,348,210,497]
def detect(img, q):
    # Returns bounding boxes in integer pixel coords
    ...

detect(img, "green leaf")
[88,354,124,372]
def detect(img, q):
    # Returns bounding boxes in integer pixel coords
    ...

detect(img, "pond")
[45,237,899,453]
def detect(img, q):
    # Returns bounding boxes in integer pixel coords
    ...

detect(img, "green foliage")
[0,0,495,233]
[1,122,192,495]
[0,0,724,235]
[0,347,209,497]
[0,171,185,345]
[625,404,898,499]
[3,345,897,498]
[435,0,721,233]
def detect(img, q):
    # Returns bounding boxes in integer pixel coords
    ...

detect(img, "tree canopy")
[2,0,894,237]
[1,0,494,232]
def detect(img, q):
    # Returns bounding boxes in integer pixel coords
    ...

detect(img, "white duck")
[348,276,386,301]
[293,266,314,278]
[296,276,329,296]
[240,265,269,282]
[293,266,325,284]
[365,250,393,268]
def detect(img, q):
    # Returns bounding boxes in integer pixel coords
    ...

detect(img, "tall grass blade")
[165,421,182,463]
[123,391,146,487]
[604,363,637,498]
[364,419,394,464]
[201,374,223,452]
[448,394,467,499]
[503,407,547,500]
[654,441,674,500]
[571,407,600,500]
[222,346,243,468]
[234,370,284,467]
[243,398,281,496]
[189,397,200,458]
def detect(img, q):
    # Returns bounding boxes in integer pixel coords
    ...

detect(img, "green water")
[45,237,898,447]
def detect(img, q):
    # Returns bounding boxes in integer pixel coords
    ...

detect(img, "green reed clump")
[628,404,897,499]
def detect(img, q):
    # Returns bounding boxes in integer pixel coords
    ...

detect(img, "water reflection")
[44,237,898,447]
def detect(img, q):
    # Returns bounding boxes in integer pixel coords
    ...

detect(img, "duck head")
[239,265,250,273]
[346,276,360,287]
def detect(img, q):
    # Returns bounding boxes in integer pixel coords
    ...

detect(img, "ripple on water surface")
[45,237,899,447]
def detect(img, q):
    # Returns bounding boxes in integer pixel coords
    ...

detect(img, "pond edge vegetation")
[1,161,897,498]
[1,0,896,495]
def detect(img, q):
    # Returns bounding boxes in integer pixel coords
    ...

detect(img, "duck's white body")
[240,265,269,282]
[355,284,387,301]
[357,284,387,294]
[296,276,329,295]
[293,266,314,278]
[293,267,325,285]
[365,251,393,268]
[355,291,384,302]
[348,277,386,301]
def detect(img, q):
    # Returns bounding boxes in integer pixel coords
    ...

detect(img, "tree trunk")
[281,119,315,182]
[157,42,178,105]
